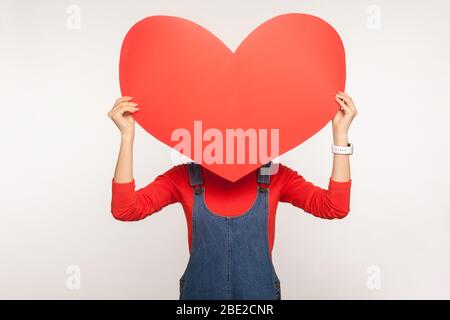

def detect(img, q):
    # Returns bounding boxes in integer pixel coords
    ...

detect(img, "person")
[108,92,358,300]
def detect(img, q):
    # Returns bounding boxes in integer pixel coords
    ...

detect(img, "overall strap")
[257,161,272,191]
[187,162,203,194]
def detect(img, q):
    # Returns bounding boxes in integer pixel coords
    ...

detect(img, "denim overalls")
[179,162,281,300]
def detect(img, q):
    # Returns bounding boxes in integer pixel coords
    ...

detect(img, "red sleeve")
[110,165,183,221]
[279,165,352,219]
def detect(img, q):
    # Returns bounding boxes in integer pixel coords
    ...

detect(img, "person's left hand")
[332,91,358,137]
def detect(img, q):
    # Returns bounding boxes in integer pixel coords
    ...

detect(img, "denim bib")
[179,162,281,300]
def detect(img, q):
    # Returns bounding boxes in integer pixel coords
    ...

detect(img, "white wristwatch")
[331,142,353,155]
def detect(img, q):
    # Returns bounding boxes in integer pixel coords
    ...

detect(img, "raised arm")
[331,91,358,182]
[108,96,179,221]
[108,96,139,184]
[279,91,357,219]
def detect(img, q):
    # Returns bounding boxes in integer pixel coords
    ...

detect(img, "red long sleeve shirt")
[111,163,352,254]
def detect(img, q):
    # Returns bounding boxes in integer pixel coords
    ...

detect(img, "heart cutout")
[119,13,346,181]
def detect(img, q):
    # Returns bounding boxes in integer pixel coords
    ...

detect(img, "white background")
[1,0,449,299]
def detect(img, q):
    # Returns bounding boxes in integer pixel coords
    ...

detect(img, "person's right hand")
[108,96,139,136]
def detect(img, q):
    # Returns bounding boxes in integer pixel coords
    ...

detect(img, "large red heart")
[119,13,346,182]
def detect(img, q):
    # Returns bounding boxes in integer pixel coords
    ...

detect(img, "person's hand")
[107,96,139,137]
[332,91,358,142]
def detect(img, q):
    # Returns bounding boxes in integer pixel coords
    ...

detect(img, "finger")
[348,102,357,115]
[337,92,358,116]
[335,93,351,103]
[342,104,352,115]
[118,105,139,115]
[337,91,353,102]
[111,101,139,113]
[110,97,134,113]
[335,96,349,112]
[114,96,133,107]
[338,94,357,115]
[112,105,139,119]
[337,91,352,99]
[335,97,355,116]
[335,96,346,109]
[116,101,139,109]
[335,93,354,109]
[337,91,355,106]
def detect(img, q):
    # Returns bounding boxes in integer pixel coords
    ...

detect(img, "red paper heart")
[119,13,346,181]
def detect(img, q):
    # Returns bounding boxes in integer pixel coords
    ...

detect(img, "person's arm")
[108,96,139,183]
[279,91,357,219]
[107,96,180,221]
[279,165,352,219]
[110,167,181,221]
[331,91,358,182]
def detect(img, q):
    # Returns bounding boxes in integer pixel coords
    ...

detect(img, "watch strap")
[332,142,353,155]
